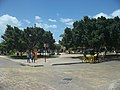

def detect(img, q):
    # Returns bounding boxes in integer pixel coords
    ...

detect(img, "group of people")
[26,51,36,63]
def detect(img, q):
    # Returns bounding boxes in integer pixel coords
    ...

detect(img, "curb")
[19,62,44,67]
[19,61,82,67]
[52,61,82,66]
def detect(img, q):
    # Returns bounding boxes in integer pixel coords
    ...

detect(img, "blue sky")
[0,0,120,43]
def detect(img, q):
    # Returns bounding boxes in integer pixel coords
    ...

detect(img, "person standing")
[31,51,35,63]
[26,52,31,63]
[34,48,38,62]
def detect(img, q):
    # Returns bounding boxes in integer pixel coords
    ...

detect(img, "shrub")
[10,54,27,59]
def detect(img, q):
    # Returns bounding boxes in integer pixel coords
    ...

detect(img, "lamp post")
[44,43,48,62]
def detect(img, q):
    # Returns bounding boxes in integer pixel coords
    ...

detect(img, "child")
[26,52,31,63]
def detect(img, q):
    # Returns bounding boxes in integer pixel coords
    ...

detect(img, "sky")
[0,0,120,43]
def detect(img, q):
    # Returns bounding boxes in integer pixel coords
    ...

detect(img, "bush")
[9,53,56,59]
[57,53,61,55]
[10,54,27,59]
[49,52,55,55]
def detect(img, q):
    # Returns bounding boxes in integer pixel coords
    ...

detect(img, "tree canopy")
[1,25,55,53]
[60,16,120,52]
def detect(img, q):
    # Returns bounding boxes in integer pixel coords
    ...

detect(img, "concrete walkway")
[0,54,83,67]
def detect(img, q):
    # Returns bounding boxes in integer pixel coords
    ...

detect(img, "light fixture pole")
[44,43,48,62]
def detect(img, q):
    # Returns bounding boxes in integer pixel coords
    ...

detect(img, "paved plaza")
[0,54,120,90]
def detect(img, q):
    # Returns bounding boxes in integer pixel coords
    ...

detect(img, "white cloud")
[35,16,57,30]
[93,12,112,19]
[0,14,21,33]
[35,23,42,27]
[93,9,120,19]
[60,18,74,26]
[35,16,42,22]
[111,9,120,17]
[48,18,57,22]
[36,22,57,30]
[66,21,74,26]
[24,19,31,24]
[60,18,73,23]
[44,24,57,29]
[19,27,24,30]
[35,16,41,20]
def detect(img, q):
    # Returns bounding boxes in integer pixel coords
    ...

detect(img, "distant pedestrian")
[83,51,87,58]
[17,52,19,56]
[34,51,37,62]
[31,51,35,63]
[26,52,31,63]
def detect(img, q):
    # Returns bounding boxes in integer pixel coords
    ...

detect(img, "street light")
[44,43,48,62]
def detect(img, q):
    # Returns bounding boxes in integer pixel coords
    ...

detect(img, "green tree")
[1,25,55,54]
[60,16,120,53]
[43,31,55,50]
[60,27,73,50]
[1,25,26,55]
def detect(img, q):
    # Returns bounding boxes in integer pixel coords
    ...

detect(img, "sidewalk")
[0,54,83,67]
